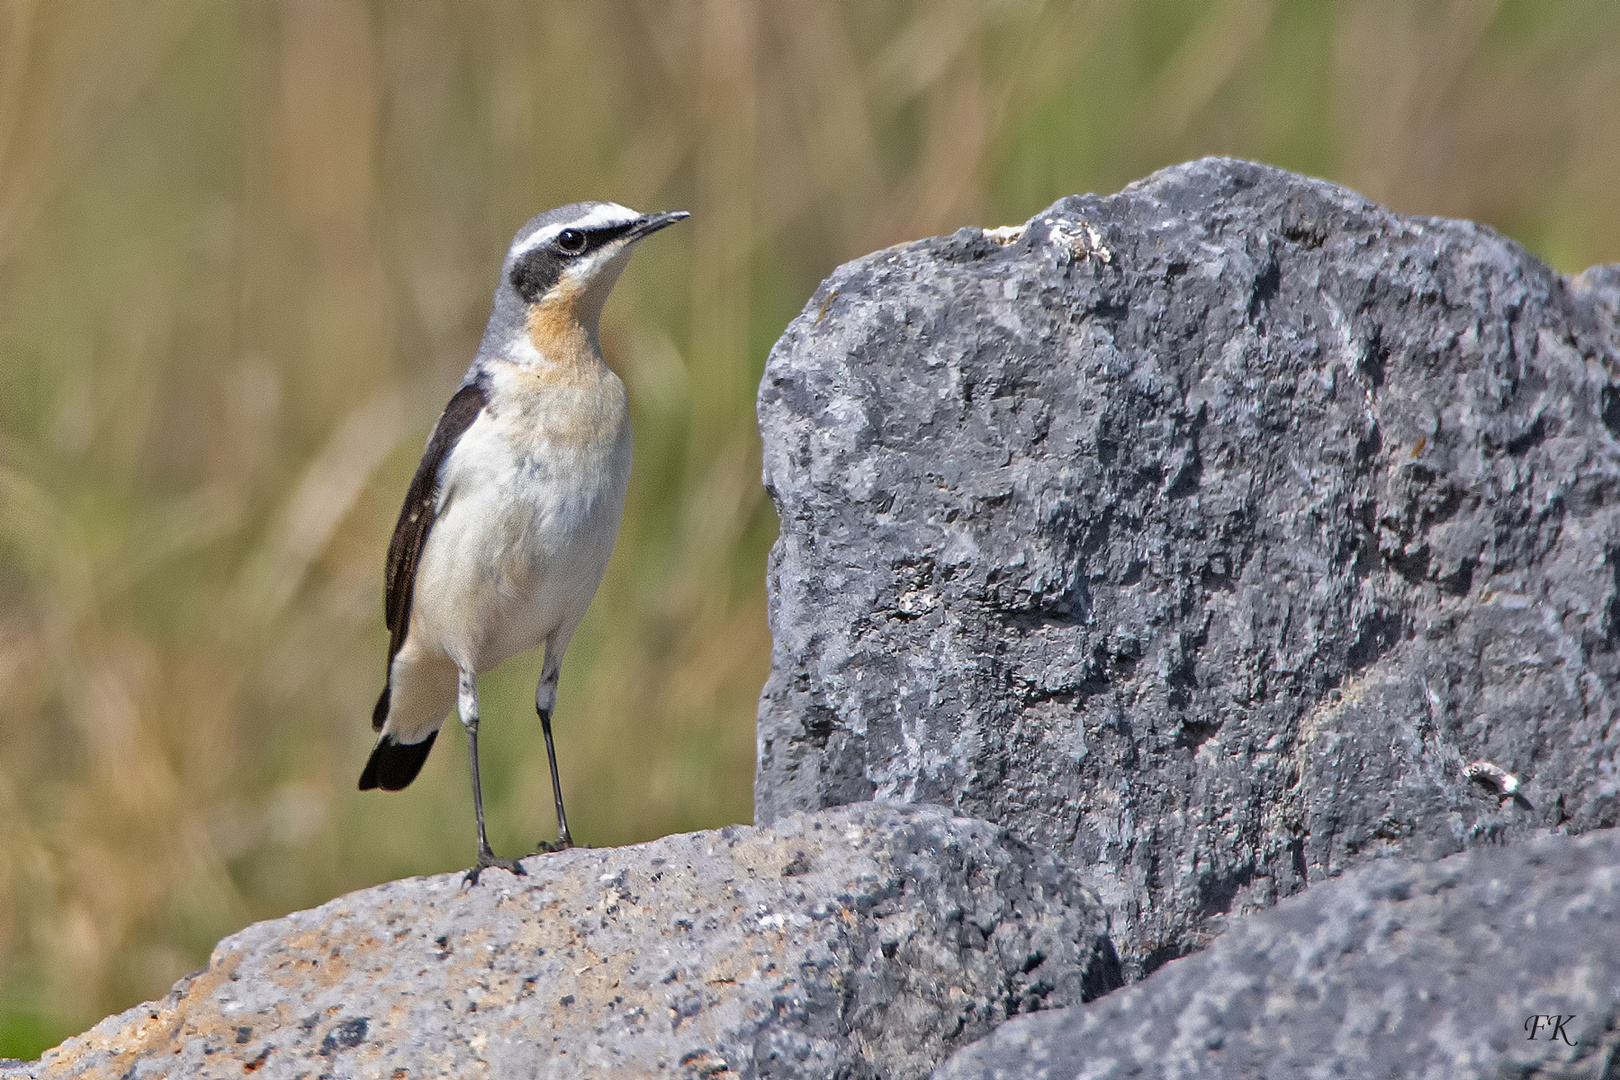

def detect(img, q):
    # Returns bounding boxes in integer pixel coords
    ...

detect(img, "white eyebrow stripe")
[509,203,640,258]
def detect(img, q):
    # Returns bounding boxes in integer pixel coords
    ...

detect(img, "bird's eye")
[555,229,587,254]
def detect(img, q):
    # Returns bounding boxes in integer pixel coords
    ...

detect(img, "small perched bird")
[359,202,688,883]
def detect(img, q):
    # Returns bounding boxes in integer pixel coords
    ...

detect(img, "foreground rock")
[935,827,1620,1080]
[2,804,1115,1080]
[756,156,1620,975]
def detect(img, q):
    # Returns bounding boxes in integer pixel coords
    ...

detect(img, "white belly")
[408,373,632,673]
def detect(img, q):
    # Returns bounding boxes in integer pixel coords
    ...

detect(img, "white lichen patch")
[1046,218,1113,264]
[1464,759,1520,796]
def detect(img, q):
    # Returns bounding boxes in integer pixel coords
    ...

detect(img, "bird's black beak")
[625,210,690,241]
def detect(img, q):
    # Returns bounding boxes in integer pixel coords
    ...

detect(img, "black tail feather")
[358,730,438,791]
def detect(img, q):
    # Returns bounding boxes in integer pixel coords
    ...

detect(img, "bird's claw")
[463,851,527,887]
[532,838,577,854]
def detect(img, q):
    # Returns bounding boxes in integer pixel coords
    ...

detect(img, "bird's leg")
[534,659,575,852]
[537,709,573,851]
[459,668,525,885]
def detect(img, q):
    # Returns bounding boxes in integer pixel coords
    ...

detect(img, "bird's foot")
[463,850,527,887]
[533,836,581,854]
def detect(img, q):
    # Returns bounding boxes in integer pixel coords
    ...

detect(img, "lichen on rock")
[2,804,1114,1079]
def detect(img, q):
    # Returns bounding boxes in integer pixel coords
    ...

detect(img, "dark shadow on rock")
[934,828,1620,1080]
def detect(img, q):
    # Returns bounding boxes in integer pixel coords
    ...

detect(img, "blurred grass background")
[1,0,1618,1057]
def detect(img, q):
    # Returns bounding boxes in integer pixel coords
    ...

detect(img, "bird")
[358,201,688,884]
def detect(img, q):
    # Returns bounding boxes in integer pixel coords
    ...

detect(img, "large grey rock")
[933,827,1620,1080]
[1,804,1116,1080]
[756,156,1620,976]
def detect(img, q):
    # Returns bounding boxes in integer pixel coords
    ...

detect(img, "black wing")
[374,378,487,728]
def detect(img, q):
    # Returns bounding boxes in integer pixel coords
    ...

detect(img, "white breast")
[408,364,632,673]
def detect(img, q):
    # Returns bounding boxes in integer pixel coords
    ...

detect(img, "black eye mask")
[509,222,639,302]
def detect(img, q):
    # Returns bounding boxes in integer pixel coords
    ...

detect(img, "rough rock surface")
[933,827,1620,1080]
[0,804,1115,1080]
[756,156,1620,976]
